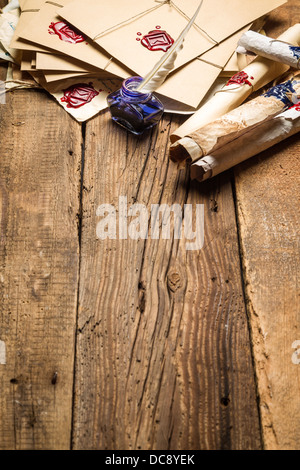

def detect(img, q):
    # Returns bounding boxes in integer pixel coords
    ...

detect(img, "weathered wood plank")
[0,83,82,449]
[72,110,261,450]
[234,0,300,450]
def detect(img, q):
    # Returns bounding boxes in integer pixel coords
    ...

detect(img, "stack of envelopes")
[2,0,287,121]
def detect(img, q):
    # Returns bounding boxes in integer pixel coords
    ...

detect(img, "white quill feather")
[137,0,204,93]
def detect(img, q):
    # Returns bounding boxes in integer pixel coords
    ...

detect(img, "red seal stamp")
[141,29,174,52]
[61,83,100,109]
[291,102,300,111]
[49,21,85,44]
[226,72,254,87]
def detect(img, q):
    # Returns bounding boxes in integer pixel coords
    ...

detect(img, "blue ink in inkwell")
[107,77,164,135]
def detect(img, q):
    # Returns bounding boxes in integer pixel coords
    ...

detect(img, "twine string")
[93,2,165,40]
[269,38,294,47]
[270,39,300,70]
[0,80,41,96]
[214,82,254,96]
[22,2,64,13]
[196,57,223,69]
[103,57,113,70]
[45,1,64,7]
[22,1,63,12]
[93,0,218,45]
[162,0,218,45]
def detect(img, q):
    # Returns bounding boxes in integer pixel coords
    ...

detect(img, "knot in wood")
[167,271,182,292]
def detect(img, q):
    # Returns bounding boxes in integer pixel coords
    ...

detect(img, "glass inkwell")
[107,76,164,135]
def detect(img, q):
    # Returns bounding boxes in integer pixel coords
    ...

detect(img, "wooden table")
[0,0,299,451]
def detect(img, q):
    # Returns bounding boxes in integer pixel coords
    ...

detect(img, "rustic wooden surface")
[0,86,82,449]
[0,0,299,450]
[234,0,300,450]
[72,114,260,451]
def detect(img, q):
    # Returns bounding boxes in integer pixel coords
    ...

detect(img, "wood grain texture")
[1,0,298,451]
[0,84,82,449]
[234,0,300,450]
[72,112,261,450]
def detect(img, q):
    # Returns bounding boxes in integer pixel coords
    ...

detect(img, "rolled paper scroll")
[170,24,300,143]
[190,102,300,182]
[237,30,300,70]
[0,9,21,64]
[169,78,300,165]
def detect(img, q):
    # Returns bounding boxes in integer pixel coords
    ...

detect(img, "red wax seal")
[141,29,174,52]
[291,102,300,111]
[61,83,99,109]
[226,71,253,87]
[49,21,85,44]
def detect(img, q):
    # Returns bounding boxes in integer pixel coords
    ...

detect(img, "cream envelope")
[10,0,49,52]
[59,0,286,78]
[18,1,133,79]
[40,71,224,116]
[41,22,251,107]
[20,50,36,70]
[18,0,28,9]
[11,36,51,53]
[158,76,229,115]
[222,52,245,76]
[31,73,123,122]
[221,52,253,77]
[213,16,266,75]
[220,20,266,76]
[151,23,252,108]
[43,72,90,82]
[43,70,111,83]
[41,23,250,108]
[36,51,100,72]
[40,25,246,106]
[173,0,283,43]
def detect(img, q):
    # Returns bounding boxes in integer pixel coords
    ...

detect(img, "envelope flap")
[59,0,287,44]
[21,0,47,11]
[57,0,287,77]
[58,0,165,39]
[174,0,287,43]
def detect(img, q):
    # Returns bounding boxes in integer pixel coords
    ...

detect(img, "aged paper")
[59,0,286,77]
